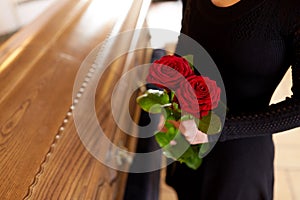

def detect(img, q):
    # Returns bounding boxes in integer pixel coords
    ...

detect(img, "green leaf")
[170,91,175,101]
[180,114,194,121]
[155,131,172,147]
[170,105,182,120]
[199,143,210,158]
[197,112,222,134]
[163,132,190,158]
[178,145,202,170]
[136,89,170,113]
[183,54,194,70]
[164,108,175,120]
[158,129,203,170]
[154,117,204,170]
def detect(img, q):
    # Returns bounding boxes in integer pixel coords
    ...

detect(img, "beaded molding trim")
[23,20,113,200]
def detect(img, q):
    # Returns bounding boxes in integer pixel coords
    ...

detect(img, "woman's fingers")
[180,120,208,144]
[186,131,208,144]
[157,115,165,131]
[157,117,208,144]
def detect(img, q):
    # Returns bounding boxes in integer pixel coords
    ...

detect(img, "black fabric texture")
[177,0,300,142]
[165,0,300,199]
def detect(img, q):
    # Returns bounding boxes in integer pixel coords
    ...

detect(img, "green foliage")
[183,54,194,71]
[136,88,222,170]
[136,89,169,113]
[155,120,202,170]
[197,112,222,134]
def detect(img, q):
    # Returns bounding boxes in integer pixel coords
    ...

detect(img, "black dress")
[166,0,300,199]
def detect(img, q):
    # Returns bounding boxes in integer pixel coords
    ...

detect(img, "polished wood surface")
[0,0,151,199]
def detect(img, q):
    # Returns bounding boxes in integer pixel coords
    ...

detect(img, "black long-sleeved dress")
[166,0,300,199]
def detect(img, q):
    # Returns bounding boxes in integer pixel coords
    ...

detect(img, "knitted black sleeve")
[215,12,300,142]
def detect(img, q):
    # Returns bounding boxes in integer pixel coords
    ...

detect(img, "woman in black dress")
[165,0,300,199]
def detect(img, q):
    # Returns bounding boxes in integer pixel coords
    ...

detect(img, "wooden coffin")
[0,0,152,199]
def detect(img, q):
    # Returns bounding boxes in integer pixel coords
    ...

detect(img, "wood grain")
[0,0,151,199]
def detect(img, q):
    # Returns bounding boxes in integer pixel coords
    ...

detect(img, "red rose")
[176,75,221,118]
[146,55,194,90]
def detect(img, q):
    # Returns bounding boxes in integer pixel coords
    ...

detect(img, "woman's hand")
[157,115,208,145]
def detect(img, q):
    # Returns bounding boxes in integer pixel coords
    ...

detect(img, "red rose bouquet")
[137,55,222,170]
